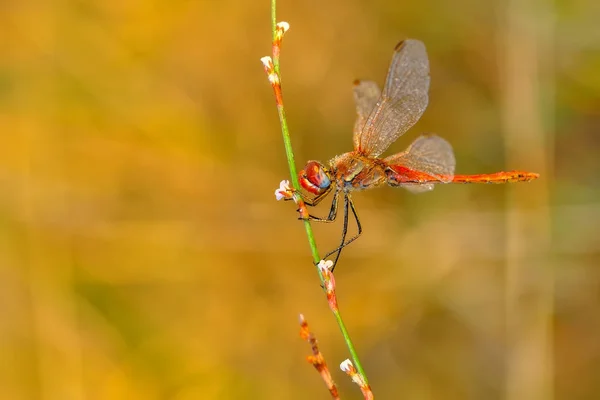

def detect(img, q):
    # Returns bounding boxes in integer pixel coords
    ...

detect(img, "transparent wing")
[357,39,430,157]
[403,183,435,193]
[385,135,455,183]
[352,80,381,150]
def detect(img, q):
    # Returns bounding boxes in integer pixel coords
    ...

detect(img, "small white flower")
[317,259,334,272]
[275,180,292,200]
[260,56,273,69]
[275,190,286,201]
[276,21,290,33]
[279,180,291,190]
[340,359,353,373]
[260,56,279,85]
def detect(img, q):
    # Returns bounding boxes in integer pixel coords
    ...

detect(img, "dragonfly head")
[299,161,332,195]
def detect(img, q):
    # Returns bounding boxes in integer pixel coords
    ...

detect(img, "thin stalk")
[333,309,367,381]
[268,0,369,384]
[271,0,279,73]
[269,1,320,267]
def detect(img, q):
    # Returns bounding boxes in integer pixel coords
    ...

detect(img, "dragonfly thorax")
[299,161,332,195]
[330,152,388,192]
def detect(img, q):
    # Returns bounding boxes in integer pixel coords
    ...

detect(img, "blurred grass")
[0,0,599,399]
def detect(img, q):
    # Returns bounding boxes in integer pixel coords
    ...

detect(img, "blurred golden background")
[1,0,599,398]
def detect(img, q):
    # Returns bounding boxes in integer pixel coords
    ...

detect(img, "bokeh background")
[1,0,599,398]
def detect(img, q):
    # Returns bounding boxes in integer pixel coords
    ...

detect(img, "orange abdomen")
[386,165,539,185]
[450,171,539,183]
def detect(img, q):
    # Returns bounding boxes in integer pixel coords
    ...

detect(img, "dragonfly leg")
[323,195,363,271]
[299,185,333,207]
[302,190,339,223]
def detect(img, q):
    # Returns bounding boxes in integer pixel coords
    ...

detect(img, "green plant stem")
[269,0,320,267]
[333,309,368,382]
[271,0,279,74]
[269,0,369,384]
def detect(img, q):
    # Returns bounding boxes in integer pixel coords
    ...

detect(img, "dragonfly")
[295,39,539,269]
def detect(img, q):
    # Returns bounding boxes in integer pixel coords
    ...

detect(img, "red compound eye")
[299,161,331,195]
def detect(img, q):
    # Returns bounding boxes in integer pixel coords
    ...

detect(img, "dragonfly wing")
[385,135,456,183]
[352,80,381,150]
[403,183,435,193]
[357,39,430,157]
